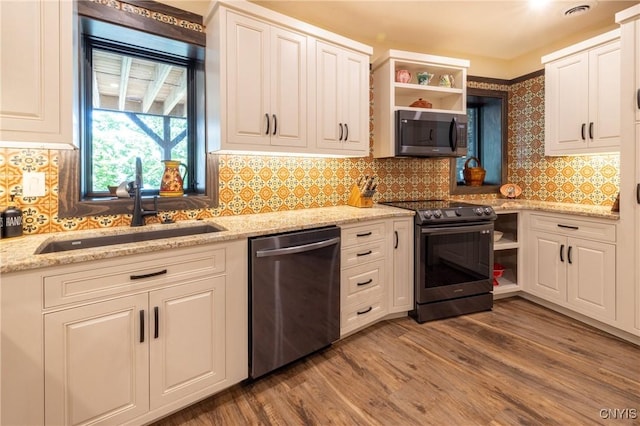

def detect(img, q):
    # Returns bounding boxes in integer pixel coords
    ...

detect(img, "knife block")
[347,185,374,208]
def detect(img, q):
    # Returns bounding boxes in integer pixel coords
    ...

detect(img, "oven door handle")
[420,223,493,236]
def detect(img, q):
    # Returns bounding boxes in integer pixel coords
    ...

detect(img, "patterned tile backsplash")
[0,73,620,234]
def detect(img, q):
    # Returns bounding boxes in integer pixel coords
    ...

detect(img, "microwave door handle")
[449,117,458,152]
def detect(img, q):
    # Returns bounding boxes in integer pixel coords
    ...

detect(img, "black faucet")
[131,157,158,227]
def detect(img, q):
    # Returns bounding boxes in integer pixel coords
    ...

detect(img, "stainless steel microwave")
[395,110,467,157]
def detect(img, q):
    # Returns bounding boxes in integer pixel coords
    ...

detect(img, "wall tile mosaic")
[507,75,619,206]
[0,73,620,235]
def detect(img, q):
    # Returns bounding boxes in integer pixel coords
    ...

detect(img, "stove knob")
[433,209,442,218]
[474,207,484,216]
[455,209,462,217]
[484,207,494,215]
[422,210,432,219]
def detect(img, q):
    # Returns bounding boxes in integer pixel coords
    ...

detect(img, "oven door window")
[419,224,492,290]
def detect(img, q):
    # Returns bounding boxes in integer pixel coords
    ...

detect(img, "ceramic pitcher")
[395,69,411,83]
[159,160,187,197]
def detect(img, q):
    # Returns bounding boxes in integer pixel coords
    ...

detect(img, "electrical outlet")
[22,172,46,197]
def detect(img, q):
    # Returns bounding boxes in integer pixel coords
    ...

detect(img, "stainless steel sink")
[36,224,223,254]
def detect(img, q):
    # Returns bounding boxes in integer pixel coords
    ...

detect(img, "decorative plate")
[500,183,522,199]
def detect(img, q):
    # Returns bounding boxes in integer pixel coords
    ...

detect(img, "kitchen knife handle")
[339,123,343,141]
[588,122,593,140]
[581,123,586,140]
[344,123,349,141]
[139,310,145,343]
[560,244,565,262]
[272,114,277,136]
[567,246,573,264]
[265,113,270,135]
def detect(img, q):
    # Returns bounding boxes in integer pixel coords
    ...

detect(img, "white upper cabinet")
[315,41,370,155]
[206,1,372,157]
[543,30,620,156]
[0,0,77,149]
[224,11,307,149]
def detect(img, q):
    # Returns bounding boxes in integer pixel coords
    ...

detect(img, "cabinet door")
[149,276,226,409]
[225,12,271,146]
[390,218,414,313]
[0,0,75,148]
[527,231,567,302]
[567,238,616,321]
[588,41,621,150]
[341,50,370,153]
[316,41,343,150]
[636,22,640,123]
[269,27,307,147]
[545,52,589,154]
[44,294,149,426]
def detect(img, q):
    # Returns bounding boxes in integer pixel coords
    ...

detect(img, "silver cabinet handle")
[255,237,340,258]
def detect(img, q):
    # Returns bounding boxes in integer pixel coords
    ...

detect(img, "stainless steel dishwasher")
[249,226,341,379]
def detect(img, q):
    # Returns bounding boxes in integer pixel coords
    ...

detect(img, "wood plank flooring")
[152,298,640,426]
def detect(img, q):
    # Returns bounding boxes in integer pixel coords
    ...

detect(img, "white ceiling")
[160,0,638,78]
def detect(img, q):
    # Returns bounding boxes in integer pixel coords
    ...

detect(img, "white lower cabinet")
[2,240,247,426]
[390,217,414,312]
[44,294,150,426]
[339,216,413,336]
[526,213,616,323]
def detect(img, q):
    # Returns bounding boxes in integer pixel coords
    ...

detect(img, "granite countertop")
[482,199,620,220]
[0,201,619,274]
[0,205,413,274]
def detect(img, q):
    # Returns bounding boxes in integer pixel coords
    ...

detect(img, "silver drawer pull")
[130,269,168,280]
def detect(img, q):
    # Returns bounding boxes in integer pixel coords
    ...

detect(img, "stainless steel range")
[382,200,497,322]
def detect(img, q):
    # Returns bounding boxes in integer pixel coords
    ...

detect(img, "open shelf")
[493,211,521,296]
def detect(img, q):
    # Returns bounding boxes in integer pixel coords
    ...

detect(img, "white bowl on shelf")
[494,231,504,242]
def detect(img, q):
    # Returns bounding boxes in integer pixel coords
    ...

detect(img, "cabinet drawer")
[529,213,616,243]
[341,260,385,304]
[44,246,226,308]
[341,221,386,247]
[341,240,386,268]
[340,294,387,335]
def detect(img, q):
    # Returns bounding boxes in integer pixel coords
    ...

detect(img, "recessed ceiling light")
[562,1,597,17]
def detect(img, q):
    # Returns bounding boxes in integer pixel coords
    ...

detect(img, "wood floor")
[153,297,640,426]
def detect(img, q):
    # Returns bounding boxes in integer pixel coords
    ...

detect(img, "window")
[58,6,218,218]
[450,88,508,195]
[85,41,193,196]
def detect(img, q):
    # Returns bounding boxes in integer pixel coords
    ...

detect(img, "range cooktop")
[382,200,496,225]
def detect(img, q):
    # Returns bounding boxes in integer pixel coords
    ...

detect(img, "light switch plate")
[23,172,46,197]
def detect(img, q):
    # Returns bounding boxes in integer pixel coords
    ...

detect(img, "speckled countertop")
[0,205,413,274]
[480,199,619,220]
[0,201,619,274]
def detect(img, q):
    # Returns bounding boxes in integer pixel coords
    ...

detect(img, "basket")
[463,156,486,186]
